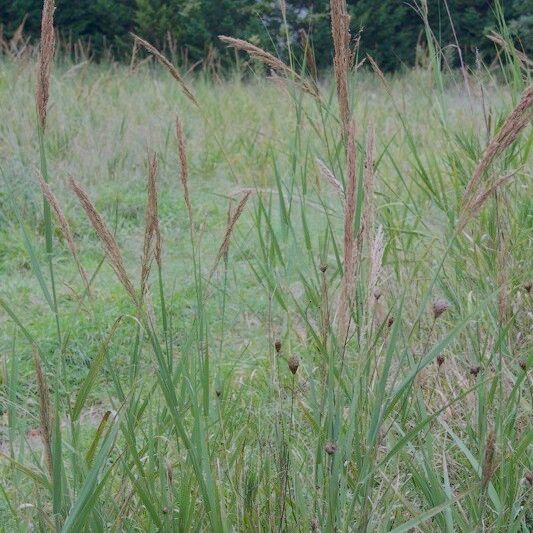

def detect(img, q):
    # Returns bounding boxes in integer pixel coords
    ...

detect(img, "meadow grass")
[0,20,532,532]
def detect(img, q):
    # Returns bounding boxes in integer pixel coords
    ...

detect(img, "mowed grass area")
[0,54,531,531]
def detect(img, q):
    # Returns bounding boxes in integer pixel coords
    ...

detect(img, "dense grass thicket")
[0,8,532,531]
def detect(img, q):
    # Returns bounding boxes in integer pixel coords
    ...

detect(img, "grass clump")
[0,0,531,531]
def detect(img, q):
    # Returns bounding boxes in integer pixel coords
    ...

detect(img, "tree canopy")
[1,1,530,71]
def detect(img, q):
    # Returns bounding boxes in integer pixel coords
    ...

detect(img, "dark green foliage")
[0,0,530,70]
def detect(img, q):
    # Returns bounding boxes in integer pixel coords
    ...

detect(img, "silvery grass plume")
[176,116,194,229]
[131,33,198,107]
[330,0,352,142]
[141,152,161,299]
[210,190,252,280]
[35,172,91,296]
[337,119,357,347]
[459,85,532,230]
[316,158,344,199]
[69,177,139,307]
[35,0,55,131]
[219,36,320,99]
[362,125,375,248]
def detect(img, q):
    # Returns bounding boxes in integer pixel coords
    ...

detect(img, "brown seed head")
[319,264,328,273]
[437,355,445,367]
[288,355,300,375]
[525,471,533,485]
[274,340,282,353]
[470,366,481,377]
[432,299,450,319]
[524,282,532,294]
[324,441,337,455]
[518,360,527,372]
[387,316,394,328]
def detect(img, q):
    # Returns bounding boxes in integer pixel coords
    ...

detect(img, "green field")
[0,26,532,532]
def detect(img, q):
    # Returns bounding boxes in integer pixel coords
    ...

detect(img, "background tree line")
[0,0,531,72]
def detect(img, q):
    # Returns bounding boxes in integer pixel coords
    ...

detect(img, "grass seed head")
[288,355,300,375]
[274,339,282,353]
[36,172,91,295]
[69,177,138,306]
[132,33,198,107]
[36,0,55,131]
[432,299,450,319]
[470,366,481,377]
[324,441,337,455]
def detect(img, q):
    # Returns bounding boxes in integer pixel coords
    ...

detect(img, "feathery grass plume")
[8,14,28,55]
[219,36,320,98]
[316,158,344,199]
[462,85,532,211]
[337,119,357,346]
[367,55,390,94]
[141,153,161,298]
[131,33,198,107]
[31,345,53,480]
[35,0,55,131]
[487,31,533,69]
[330,0,352,142]
[35,172,91,296]
[458,170,519,231]
[209,190,252,279]
[361,125,375,250]
[69,177,138,306]
[299,28,318,80]
[176,116,194,229]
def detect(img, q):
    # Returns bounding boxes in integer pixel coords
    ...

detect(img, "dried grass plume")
[36,172,91,296]
[330,0,352,142]
[35,0,56,131]
[219,35,320,98]
[69,177,138,306]
[131,33,198,107]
